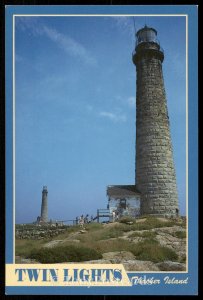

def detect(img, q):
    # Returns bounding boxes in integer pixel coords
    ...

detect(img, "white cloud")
[16,17,97,66]
[111,16,142,44]
[42,25,97,66]
[112,16,134,36]
[16,17,39,32]
[99,111,126,122]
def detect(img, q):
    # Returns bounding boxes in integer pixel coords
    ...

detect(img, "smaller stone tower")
[41,186,48,222]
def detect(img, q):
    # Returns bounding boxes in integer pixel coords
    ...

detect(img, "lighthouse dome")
[136,26,158,45]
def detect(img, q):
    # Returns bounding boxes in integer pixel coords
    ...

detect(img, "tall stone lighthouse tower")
[41,186,48,222]
[132,26,179,217]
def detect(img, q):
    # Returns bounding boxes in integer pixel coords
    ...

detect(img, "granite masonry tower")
[132,26,179,217]
[41,186,48,222]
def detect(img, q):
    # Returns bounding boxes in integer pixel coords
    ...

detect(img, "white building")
[107,185,141,220]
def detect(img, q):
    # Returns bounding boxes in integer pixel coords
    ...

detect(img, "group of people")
[75,211,120,226]
[75,214,94,228]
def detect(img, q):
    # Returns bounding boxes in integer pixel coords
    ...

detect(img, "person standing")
[112,211,116,222]
[79,215,84,228]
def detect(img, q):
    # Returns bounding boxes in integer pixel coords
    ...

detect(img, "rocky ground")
[16,217,187,271]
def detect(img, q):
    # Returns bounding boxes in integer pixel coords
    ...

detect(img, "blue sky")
[15,16,186,224]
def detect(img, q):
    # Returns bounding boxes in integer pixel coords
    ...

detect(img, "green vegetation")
[15,239,46,257]
[15,217,186,264]
[85,222,103,231]
[53,225,81,239]
[78,225,125,242]
[119,216,137,224]
[131,238,178,263]
[29,245,102,263]
[180,255,187,263]
[172,231,186,239]
[93,238,134,253]
[119,216,178,231]
[179,217,187,228]
[128,231,157,238]
[133,217,176,230]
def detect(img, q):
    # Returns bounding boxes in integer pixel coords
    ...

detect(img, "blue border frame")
[5,5,198,295]
[5,4,14,264]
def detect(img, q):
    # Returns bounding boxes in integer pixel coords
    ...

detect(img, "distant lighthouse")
[41,186,48,222]
[132,26,179,217]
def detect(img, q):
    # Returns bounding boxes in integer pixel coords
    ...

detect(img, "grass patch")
[16,218,185,264]
[119,217,136,224]
[15,225,81,257]
[95,227,124,240]
[172,231,186,239]
[29,245,102,263]
[63,234,136,255]
[93,238,134,253]
[113,217,176,233]
[76,216,177,243]
[128,231,157,238]
[85,223,103,230]
[131,238,178,263]
[77,225,125,243]
[137,217,176,229]
[52,225,81,239]
[180,222,187,229]
[15,239,45,257]
[180,255,186,263]
[132,217,176,230]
